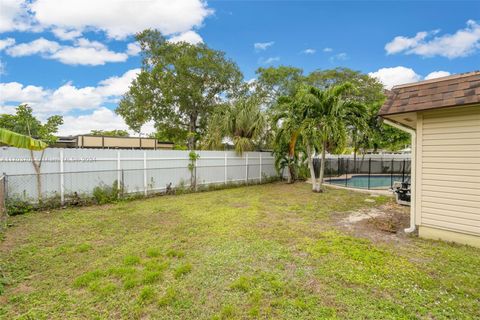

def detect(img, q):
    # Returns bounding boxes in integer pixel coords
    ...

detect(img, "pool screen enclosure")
[313,158,411,190]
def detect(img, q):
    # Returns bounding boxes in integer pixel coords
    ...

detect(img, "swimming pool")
[327,175,405,189]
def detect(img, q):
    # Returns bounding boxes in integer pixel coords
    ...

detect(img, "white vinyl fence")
[0,148,277,205]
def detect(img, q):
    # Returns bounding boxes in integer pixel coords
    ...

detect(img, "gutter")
[383,118,416,233]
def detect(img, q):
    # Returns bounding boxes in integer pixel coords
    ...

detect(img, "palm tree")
[272,94,306,184]
[303,83,366,191]
[203,96,266,155]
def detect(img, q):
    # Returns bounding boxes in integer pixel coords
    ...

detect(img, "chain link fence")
[0,175,6,229]
[314,157,411,190]
[3,155,278,211]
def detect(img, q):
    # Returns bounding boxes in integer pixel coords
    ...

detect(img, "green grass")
[0,182,479,319]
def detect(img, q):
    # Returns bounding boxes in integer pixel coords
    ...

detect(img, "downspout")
[383,118,416,233]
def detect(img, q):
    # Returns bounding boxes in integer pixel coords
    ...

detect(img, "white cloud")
[329,52,348,63]
[29,0,213,40]
[51,46,128,66]
[5,37,130,65]
[323,47,333,52]
[58,108,155,136]
[0,68,139,113]
[424,71,451,80]
[0,38,16,51]
[0,82,47,103]
[169,30,203,45]
[368,66,422,89]
[96,69,140,96]
[385,31,430,54]
[0,0,31,33]
[59,107,128,136]
[385,20,480,58]
[51,28,82,40]
[260,56,280,64]
[254,41,274,51]
[1,68,148,136]
[126,42,141,56]
[48,84,103,112]
[302,48,316,54]
[6,37,60,56]
[369,66,452,89]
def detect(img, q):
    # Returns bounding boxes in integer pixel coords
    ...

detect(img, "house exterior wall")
[416,105,480,247]
[74,136,173,149]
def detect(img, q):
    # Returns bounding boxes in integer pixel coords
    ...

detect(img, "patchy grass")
[0,182,479,319]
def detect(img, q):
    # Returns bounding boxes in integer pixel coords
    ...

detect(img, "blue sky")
[0,0,479,135]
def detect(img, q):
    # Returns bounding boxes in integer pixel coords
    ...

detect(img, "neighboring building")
[379,71,480,248]
[53,135,174,150]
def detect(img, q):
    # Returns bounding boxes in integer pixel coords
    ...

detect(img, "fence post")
[195,157,198,191]
[4,174,7,201]
[368,158,371,190]
[259,153,262,183]
[224,152,227,185]
[117,151,121,192]
[245,153,249,183]
[0,174,6,229]
[121,169,125,197]
[345,158,348,187]
[143,151,148,196]
[402,159,406,182]
[391,158,394,189]
[60,149,64,205]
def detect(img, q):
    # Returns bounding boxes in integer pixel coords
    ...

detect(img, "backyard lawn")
[1,183,479,319]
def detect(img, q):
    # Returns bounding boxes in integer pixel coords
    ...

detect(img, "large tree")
[117,29,243,149]
[254,66,304,108]
[359,102,411,152]
[306,67,384,105]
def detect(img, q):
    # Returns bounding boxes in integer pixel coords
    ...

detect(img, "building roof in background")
[379,71,480,116]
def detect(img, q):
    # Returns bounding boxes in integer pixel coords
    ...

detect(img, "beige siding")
[417,105,480,238]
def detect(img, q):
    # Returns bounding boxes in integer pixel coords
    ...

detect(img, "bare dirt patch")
[335,201,411,245]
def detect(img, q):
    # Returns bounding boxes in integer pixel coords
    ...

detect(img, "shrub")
[93,181,120,205]
[5,198,33,216]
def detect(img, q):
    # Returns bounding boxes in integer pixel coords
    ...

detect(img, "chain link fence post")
[345,158,349,187]
[0,174,6,230]
[245,153,249,184]
[390,158,394,189]
[224,152,227,185]
[368,158,371,190]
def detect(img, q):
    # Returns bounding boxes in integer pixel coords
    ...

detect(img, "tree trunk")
[317,141,327,192]
[30,149,44,203]
[306,145,319,192]
[287,161,295,184]
[286,167,292,184]
[188,114,197,150]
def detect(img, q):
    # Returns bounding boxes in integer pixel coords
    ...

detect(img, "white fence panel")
[0,148,277,203]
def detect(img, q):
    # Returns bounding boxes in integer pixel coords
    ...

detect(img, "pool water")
[327,175,405,189]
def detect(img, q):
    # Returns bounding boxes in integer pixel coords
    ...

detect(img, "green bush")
[5,198,33,216]
[93,181,120,205]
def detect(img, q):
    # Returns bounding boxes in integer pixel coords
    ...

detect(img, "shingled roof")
[379,71,480,116]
